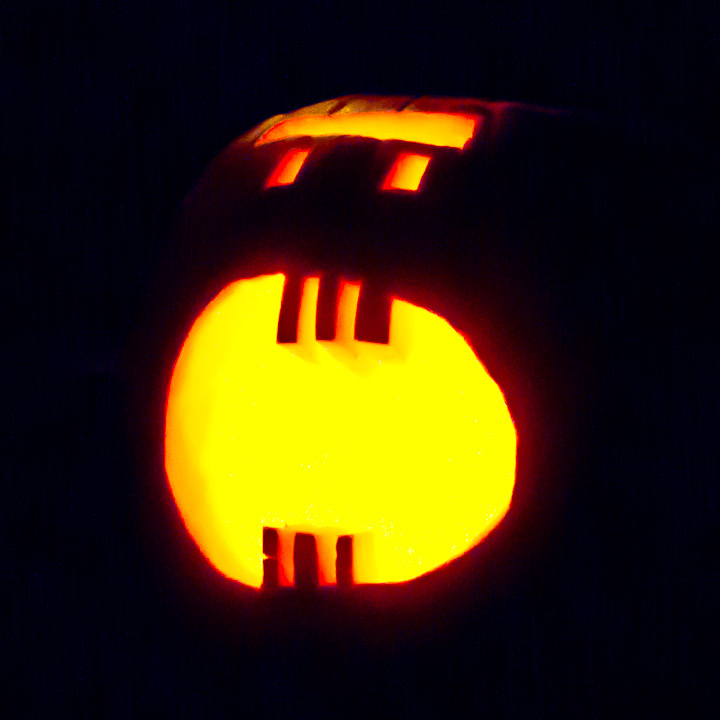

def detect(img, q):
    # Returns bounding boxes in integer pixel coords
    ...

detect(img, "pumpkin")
[139,95,585,595]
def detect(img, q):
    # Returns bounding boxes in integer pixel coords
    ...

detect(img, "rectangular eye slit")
[265,148,311,188]
[277,275,304,343]
[381,152,431,192]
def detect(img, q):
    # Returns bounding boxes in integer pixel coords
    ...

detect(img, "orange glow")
[256,112,478,149]
[382,153,432,192]
[165,274,516,589]
[265,148,311,187]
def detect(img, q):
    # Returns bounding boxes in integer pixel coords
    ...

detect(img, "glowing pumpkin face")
[165,273,516,590]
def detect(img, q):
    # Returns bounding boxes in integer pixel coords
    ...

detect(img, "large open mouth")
[165,272,517,590]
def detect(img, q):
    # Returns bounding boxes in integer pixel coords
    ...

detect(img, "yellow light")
[165,274,517,589]
[255,112,478,149]
[265,148,311,187]
[382,153,432,192]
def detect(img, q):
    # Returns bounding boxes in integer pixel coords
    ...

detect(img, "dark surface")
[6,2,717,717]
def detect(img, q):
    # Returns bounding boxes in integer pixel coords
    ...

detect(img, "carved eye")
[259,108,479,192]
[381,153,432,192]
[265,148,311,188]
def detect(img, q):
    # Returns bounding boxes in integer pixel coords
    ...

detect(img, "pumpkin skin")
[135,95,597,597]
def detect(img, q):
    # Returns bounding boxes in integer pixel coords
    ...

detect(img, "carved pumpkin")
[142,95,579,594]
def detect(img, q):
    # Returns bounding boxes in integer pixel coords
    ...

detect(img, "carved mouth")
[165,273,517,590]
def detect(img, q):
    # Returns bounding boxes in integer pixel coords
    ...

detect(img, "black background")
[6,1,718,717]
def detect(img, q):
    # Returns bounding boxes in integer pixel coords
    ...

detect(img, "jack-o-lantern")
[139,95,586,596]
